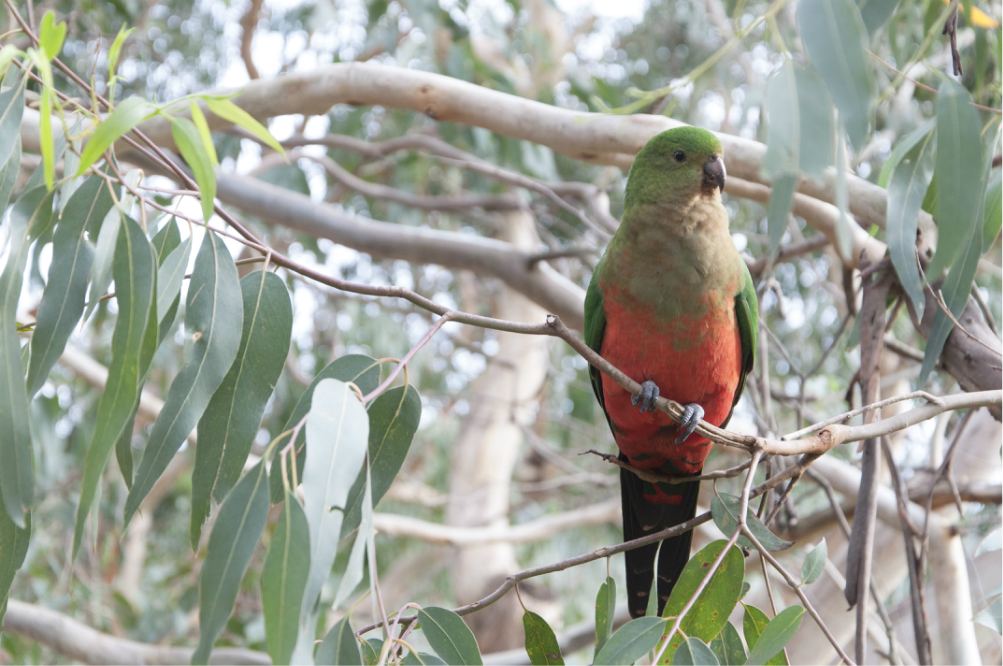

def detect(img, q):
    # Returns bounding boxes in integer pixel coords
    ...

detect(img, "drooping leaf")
[150,216,181,264]
[593,617,666,666]
[658,540,746,664]
[800,539,827,586]
[524,610,564,665]
[360,638,382,665]
[877,119,936,188]
[743,605,787,666]
[72,215,156,557]
[316,617,363,665]
[191,270,291,547]
[84,207,122,322]
[416,607,483,666]
[595,576,616,657]
[171,116,216,222]
[204,97,285,156]
[797,0,875,150]
[38,87,55,189]
[856,0,901,33]
[767,174,798,255]
[709,622,746,666]
[77,96,154,176]
[976,529,1002,557]
[928,78,985,278]
[886,128,935,321]
[673,637,720,665]
[27,176,116,397]
[332,457,374,609]
[0,134,20,211]
[711,493,794,552]
[190,101,219,167]
[123,231,243,527]
[744,606,803,666]
[0,187,56,525]
[37,11,66,60]
[267,355,381,503]
[0,503,30,626]
[262,490,310,666]
[982,172,1001,252]
[974,597,1002,634]
[192,460,271,664]
[0,73,25,168]
[763,61,834,180]
[401,651,447,665]
[299,379,369,633]
[340,384,422,537]
[155,236,192,327]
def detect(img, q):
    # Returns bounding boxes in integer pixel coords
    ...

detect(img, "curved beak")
[702,155,726,191]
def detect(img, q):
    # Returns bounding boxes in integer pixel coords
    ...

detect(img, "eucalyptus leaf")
[673,637,720,665]
[743,605,787,666]
[76,97,154,176]
[593,616,666,666]
[171,116,216,222]
[417,607,483,666]
[709,622,746,666]
[0,504,29,626]
[595,576,616,657]
[800,539,827,586]
[262,491,310,666]
[744,606,803,665]
[711,493,794,552]
[0,73,25,168]
[316,617,362,665]
[976,529,1002,557]
[524,610,564,665]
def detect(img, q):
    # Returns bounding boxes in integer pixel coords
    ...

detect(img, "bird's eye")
[673,151,686,162]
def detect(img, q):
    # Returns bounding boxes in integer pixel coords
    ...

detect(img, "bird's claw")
[631,380,660,413]
[675,403,705,444]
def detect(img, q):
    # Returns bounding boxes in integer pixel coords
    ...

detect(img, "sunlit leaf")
[417,607,483,666]
[658,540,745,664]
[38,87,54,189]
[316,617,362,665]
[800,538,827,586]
[72,215,155,557]
[672,637,720,665]
[205,97,285,156]
[107,25,134,79]
[595,576,616,657]
[711,493,794,552]
[190,101,219,166]
[77,97,154,176]
[123,231,243,527]
[27,176,116,397]
[0,187,56,525]
[171,116,216,222]
[262,490,310,666]
[524,610,564,665]
[797,0,875,150]
[709,622,746,666]
[191,270,291,547]
[593,617,666,665]
[37,11,66,60]
[341,384,422,538]
[192,460,270,664]
[744,606,803,665]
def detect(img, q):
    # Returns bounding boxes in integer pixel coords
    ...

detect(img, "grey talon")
[632,380,659,413]
[675,403,705,444]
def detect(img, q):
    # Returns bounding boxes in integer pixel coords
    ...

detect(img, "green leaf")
[155,236,192,326]
[361,638,382,665]
[982,172,1001,252]
[262,490,310,666]
[0,73,24,169]
[524,610,564,665]
[123,231,243,527]
[878,119,936,188]
[711,493,794,552]
[316,617,362,665]
[191,270,291,547]
[27,176,116,397]
[659,540,746,664]
[744,606,803,665]
[928,78,985,278]
[709,622,746,666]
[190,101,219,167]
[976,529,1002,556]
[192,460,271,665]
[72,215,155,557]
[767,174,798,256]
[299,379,370,623]
[106,25,134,78]
[171,116,216,222]
[0,135,21,212]
[38,87,54,189]
[402,651,447,665]
[857,0,902,33]
[37,11,66,60]
[800,539,827,586]
[742,606,786,666]
[0,187,56,525]
[84,207,122,322]
[0,505,30,625]
[595,576,616,657]
[417,607,483,666]
[673,637,720,665]
[797,0,875,150]
[77,97,154,176]
[268,355,381,503]
[151,216,181,264]
[886,128,935,321]
[974,597,1002,634]
[763,61,834,180]
[332,457,374,609]
[204,97,285,156]
[593,617,666,665]
[340,384,422,538]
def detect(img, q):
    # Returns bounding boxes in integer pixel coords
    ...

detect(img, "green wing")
[584,266,610,426]
[724,260,758,427]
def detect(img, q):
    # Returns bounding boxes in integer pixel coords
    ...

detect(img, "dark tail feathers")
[619,456,701,618]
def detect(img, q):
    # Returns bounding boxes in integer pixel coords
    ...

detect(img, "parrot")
[584,126,758,618]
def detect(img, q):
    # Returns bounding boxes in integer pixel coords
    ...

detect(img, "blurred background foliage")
[2,0,1000,662]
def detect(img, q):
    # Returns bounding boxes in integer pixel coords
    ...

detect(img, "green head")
[624,127,726,209]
